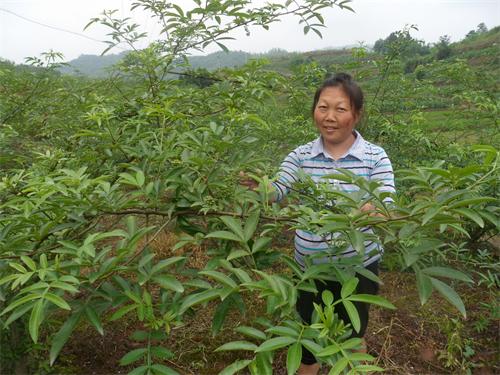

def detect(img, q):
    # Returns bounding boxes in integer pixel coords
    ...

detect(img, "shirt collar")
[310,130,366,161]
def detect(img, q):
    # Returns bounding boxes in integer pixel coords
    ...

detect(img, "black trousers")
[296,261,379,365]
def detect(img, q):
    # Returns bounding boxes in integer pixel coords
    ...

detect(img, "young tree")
[436,35,452,60]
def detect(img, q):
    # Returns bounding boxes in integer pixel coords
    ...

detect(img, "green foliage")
[435,35,453,60]
[373,26,430,58]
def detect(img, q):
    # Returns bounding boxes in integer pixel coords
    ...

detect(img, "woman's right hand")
[239,171,259,190]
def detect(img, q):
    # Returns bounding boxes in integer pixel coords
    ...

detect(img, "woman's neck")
[322,132,356,160]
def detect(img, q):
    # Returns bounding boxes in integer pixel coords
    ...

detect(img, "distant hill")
[58,48,293,77]
[55,25,499,78]
[58,51,129,77]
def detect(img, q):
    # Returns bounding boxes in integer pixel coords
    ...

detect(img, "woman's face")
[313,86,359,148]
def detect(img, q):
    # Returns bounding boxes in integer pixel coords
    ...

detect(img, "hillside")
[52,25,499,79]
[58,51,129,77]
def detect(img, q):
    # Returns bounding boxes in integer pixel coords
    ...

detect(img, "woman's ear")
[353,110,362,126]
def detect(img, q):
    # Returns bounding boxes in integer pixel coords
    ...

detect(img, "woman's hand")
[239,171,277,203]
[239,171,259,190]
[360,202,385,217]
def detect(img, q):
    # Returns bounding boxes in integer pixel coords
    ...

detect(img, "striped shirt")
[272,131,395,269]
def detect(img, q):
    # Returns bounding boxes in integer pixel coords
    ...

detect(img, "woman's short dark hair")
[311,73,364,116]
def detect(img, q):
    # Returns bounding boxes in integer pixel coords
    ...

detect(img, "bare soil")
[51,229,499,375]
[54,269,498,375]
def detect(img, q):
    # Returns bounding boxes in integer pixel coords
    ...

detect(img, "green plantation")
[0,1,498,374]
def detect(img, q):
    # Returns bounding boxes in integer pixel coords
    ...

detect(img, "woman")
[242,73,395,374]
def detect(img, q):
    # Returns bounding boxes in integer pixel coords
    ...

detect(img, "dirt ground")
[46,228,499,375]
[55,268,498,375]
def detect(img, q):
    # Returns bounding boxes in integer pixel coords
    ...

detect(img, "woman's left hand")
[360,203,385,217]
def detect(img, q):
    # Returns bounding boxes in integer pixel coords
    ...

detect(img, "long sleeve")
[271,150,301,202]
[369,149,395,203]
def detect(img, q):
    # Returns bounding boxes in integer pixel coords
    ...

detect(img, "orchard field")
[0,1,498,374]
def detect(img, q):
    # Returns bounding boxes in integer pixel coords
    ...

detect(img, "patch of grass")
[416,109,499,145]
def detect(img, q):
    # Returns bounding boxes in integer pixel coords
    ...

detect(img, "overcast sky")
[0,0,499,64]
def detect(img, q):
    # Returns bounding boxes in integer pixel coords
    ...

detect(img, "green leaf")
[415,271,433,305]
[301,339,323,355]
[218,359,253,375]
[21,256,37,271]
[50,310,83,365]
[45,293,71,310]
[402,251,419,267]
[342,300,360,333]
[199,270,237,289]
[215,340,258,352]
[255,336,295,352]
[347,352,375,362]
[354,267,381,284]
[422,206,441,225]
[138,253,155,269]
[447,223,471,238]
[29,299,45,343]
[1,293,40,316]
[252,237,272,253]
[0,274,20,286]
[266,326,298,338]
[230,268,252,284]
[347,294,396,309]
[286,342,302,375]
[311,27,323,39]
[5,302,35,326]
[216,41,229,52]
[152,275,184,293]
[205,231,242,242]
[127,365,148,375]
[243,210,260,242]
[220,216,245,239]
[322,290,333,306]
[352,364,384,372]
[110,304,137,321]
[479,210,500,229]
[130,330,148,341]
[227,249,250,261]
[119,348,147,366]
[183,279,212,289]
[151,257,185,274]
[448,197,496,208]
[150,346,174,360]
[179,289,221,314]
[250,352,273,375]
[328,357,348,375]
[150,364,179,375]
[50,281,78,294]
[341,337,363,350]
[9,262,27,273]
[422,267,473,283]
[349,230,365,254]
[430,277,466,318]
[341,278,358,299]
[235,326,267,341]
[454,208,484,228]
[85,306,104,335]
[136,170,145,187]
[317,342,341,357]
[212,295,233,335]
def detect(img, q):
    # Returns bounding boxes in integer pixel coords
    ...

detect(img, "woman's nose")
[325,110,336,121]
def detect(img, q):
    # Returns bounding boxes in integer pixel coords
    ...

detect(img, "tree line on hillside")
[2,22,494,79]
